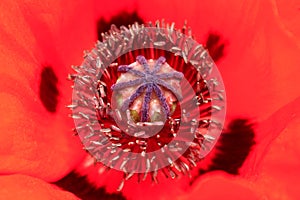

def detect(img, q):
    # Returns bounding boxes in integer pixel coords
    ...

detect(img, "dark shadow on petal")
[97,11,144,40]
[39,66,59,113]
[191,119,255,185]
[206,119,256,173]
[55,172,126,200]
[205,32,226,62]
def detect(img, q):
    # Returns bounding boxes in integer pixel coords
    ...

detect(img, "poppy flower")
[1,0,300,200]
[75,0,300,199]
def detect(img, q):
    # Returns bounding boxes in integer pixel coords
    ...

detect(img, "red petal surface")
[241,97,300,200]
[0,174,79,200]
[184,172,259,200]
[0,0,96,181]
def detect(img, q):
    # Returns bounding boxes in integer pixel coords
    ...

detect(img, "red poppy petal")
[0,0,96,181]
[184,172,259,200]
[272,0,300,41]
[0,174,79,200]
[241,97,300,199]
[95,0,138,21]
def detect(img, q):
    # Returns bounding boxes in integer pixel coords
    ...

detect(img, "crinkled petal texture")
[0,0,96,181]
[0,174,79,200]
[85,0,300,199]
[257,116,300,200]
[241,97,300,200]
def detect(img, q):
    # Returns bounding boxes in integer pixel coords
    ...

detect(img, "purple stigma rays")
[111,56,183,122]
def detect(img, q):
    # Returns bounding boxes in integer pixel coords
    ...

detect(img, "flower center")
[111,55,183,138]
[111,56,182,123]
[70,21,226,191]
